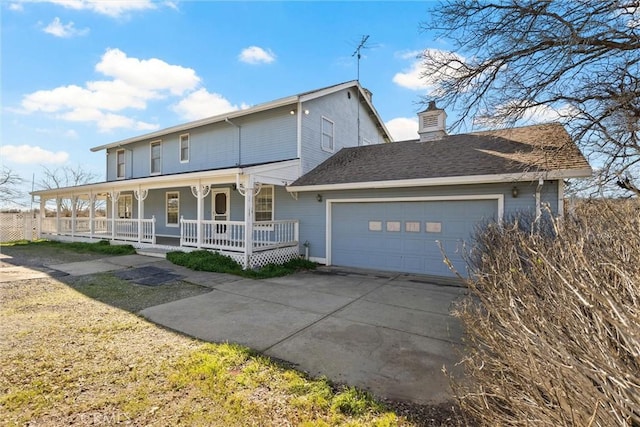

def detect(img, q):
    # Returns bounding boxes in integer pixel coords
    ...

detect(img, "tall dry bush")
[452,199,640,426]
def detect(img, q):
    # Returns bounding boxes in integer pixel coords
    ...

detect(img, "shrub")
[166,250,316,279]
[453,200,640,426]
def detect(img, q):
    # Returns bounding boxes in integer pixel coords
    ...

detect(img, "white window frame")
[179,133,190,163]
[117,194,133,219]
[321,116,335,153]
[166,191,179,227]
[254,185,274,225]
[150,140,162,175]
[116,149,125,180]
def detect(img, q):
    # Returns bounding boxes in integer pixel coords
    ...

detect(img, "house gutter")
[536,178,544,220]
[225,117,241,166]
[286,168,593,193]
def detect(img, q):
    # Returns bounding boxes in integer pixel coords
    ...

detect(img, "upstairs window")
[254,185,273,222]
[321,117,334,152]
[150,140,162,175]
[116,149,125,179]
[179,133,189,163]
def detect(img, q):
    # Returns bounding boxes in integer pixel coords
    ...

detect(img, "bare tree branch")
[0,167,25,207]
[420,0,640,195]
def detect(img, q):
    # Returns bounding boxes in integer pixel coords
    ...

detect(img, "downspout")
[225,118,241,166]
[535,178,544,220]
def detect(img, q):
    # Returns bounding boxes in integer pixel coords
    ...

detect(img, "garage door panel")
[331,200,497,276]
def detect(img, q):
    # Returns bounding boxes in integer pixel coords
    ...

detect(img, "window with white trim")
[151,140,162,175]
[166,191,179,227]
[179,133,189,163]
[117,194,132,219]
[116,149,125,179]
[254,185,273,222]
[321,117,334,152]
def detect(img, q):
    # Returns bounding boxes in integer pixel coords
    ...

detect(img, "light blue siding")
[300,88,387,174]
[106,106,298,181]
[283,181,559,263]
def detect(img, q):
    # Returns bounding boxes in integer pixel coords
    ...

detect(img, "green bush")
[453,200,640,426]
[166,250,316,279]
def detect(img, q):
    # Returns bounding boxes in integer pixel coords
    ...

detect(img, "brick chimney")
[418,101,447,141]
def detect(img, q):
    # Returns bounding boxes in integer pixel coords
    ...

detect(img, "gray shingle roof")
[290,123,591,188]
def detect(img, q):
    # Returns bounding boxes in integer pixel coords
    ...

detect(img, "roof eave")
[286,168,593,192]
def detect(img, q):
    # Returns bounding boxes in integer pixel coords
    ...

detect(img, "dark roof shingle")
[290,123,591,187]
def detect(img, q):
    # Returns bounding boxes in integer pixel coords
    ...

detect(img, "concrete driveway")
[138,267,466,404]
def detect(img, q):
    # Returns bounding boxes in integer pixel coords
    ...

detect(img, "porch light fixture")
[304,109,310,115]
[316,194,323,202]
[290,110,296,115]
[512,185,519,198]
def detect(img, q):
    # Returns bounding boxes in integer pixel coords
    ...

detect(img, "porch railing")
[39,217,155,244]
[180,218,298,252]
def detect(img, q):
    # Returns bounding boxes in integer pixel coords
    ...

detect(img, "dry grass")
[452,199,640,426]
[0,241,465,426]
[0,274,414,426]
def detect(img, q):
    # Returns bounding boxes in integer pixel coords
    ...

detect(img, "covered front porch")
[33,161,302,269]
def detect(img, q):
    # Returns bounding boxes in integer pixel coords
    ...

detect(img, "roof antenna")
[352,35,370,82]
[352,35,370,146]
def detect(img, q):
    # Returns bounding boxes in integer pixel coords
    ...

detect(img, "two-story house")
[33,81,591,277]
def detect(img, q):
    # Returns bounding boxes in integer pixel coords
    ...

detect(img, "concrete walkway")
[48,254,466,405]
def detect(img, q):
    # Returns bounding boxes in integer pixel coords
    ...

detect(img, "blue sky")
[2,0,456,207]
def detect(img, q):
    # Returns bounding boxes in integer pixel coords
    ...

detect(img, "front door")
[212,189,230,237]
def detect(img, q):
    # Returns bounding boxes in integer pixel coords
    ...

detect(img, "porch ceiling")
[32,159,301,199]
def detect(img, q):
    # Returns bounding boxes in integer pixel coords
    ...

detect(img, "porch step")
[136,247,169,259]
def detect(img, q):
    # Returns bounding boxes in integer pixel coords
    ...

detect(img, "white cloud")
[43,17,89,37]
[0,144,69,164]
[9,2,23,11]
[475,100,578,128]
[239,46,276,65]
[19,48,202,131]
[393,49,466,94]
[96,48,200,96]
[59,108,158,132]
[45,0,156,17]
[172,88,243,121]
[385,117,419,141]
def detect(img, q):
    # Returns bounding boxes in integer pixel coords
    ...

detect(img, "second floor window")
[116,149,125,179]
[322,117,334,152]
[150,140,161,175]
[180,134,189,163]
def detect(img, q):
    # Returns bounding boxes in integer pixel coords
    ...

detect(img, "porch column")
[39,197,46,239]
[89,194,95,239]
[109,191,120,240]
[190,183,211,249]
[56,197,61,235]
[242,177,256,269]
[134,188,148,243]
[71,196,77,238]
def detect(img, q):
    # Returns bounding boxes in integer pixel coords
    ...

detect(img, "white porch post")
[243,176,255,269]
[134,187,148,243]
[190,182,211,249]
[71,196,77,238]
[39,197,45,239]
[55,197,61,235]
[110,191,120,240]
[89,194,95,239]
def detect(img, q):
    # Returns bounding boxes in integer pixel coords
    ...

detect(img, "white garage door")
[330,199,499,276]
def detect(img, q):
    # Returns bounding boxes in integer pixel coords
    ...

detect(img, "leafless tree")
[0,167,25,207]
[37,165,99,216]
[420,0,640,195]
